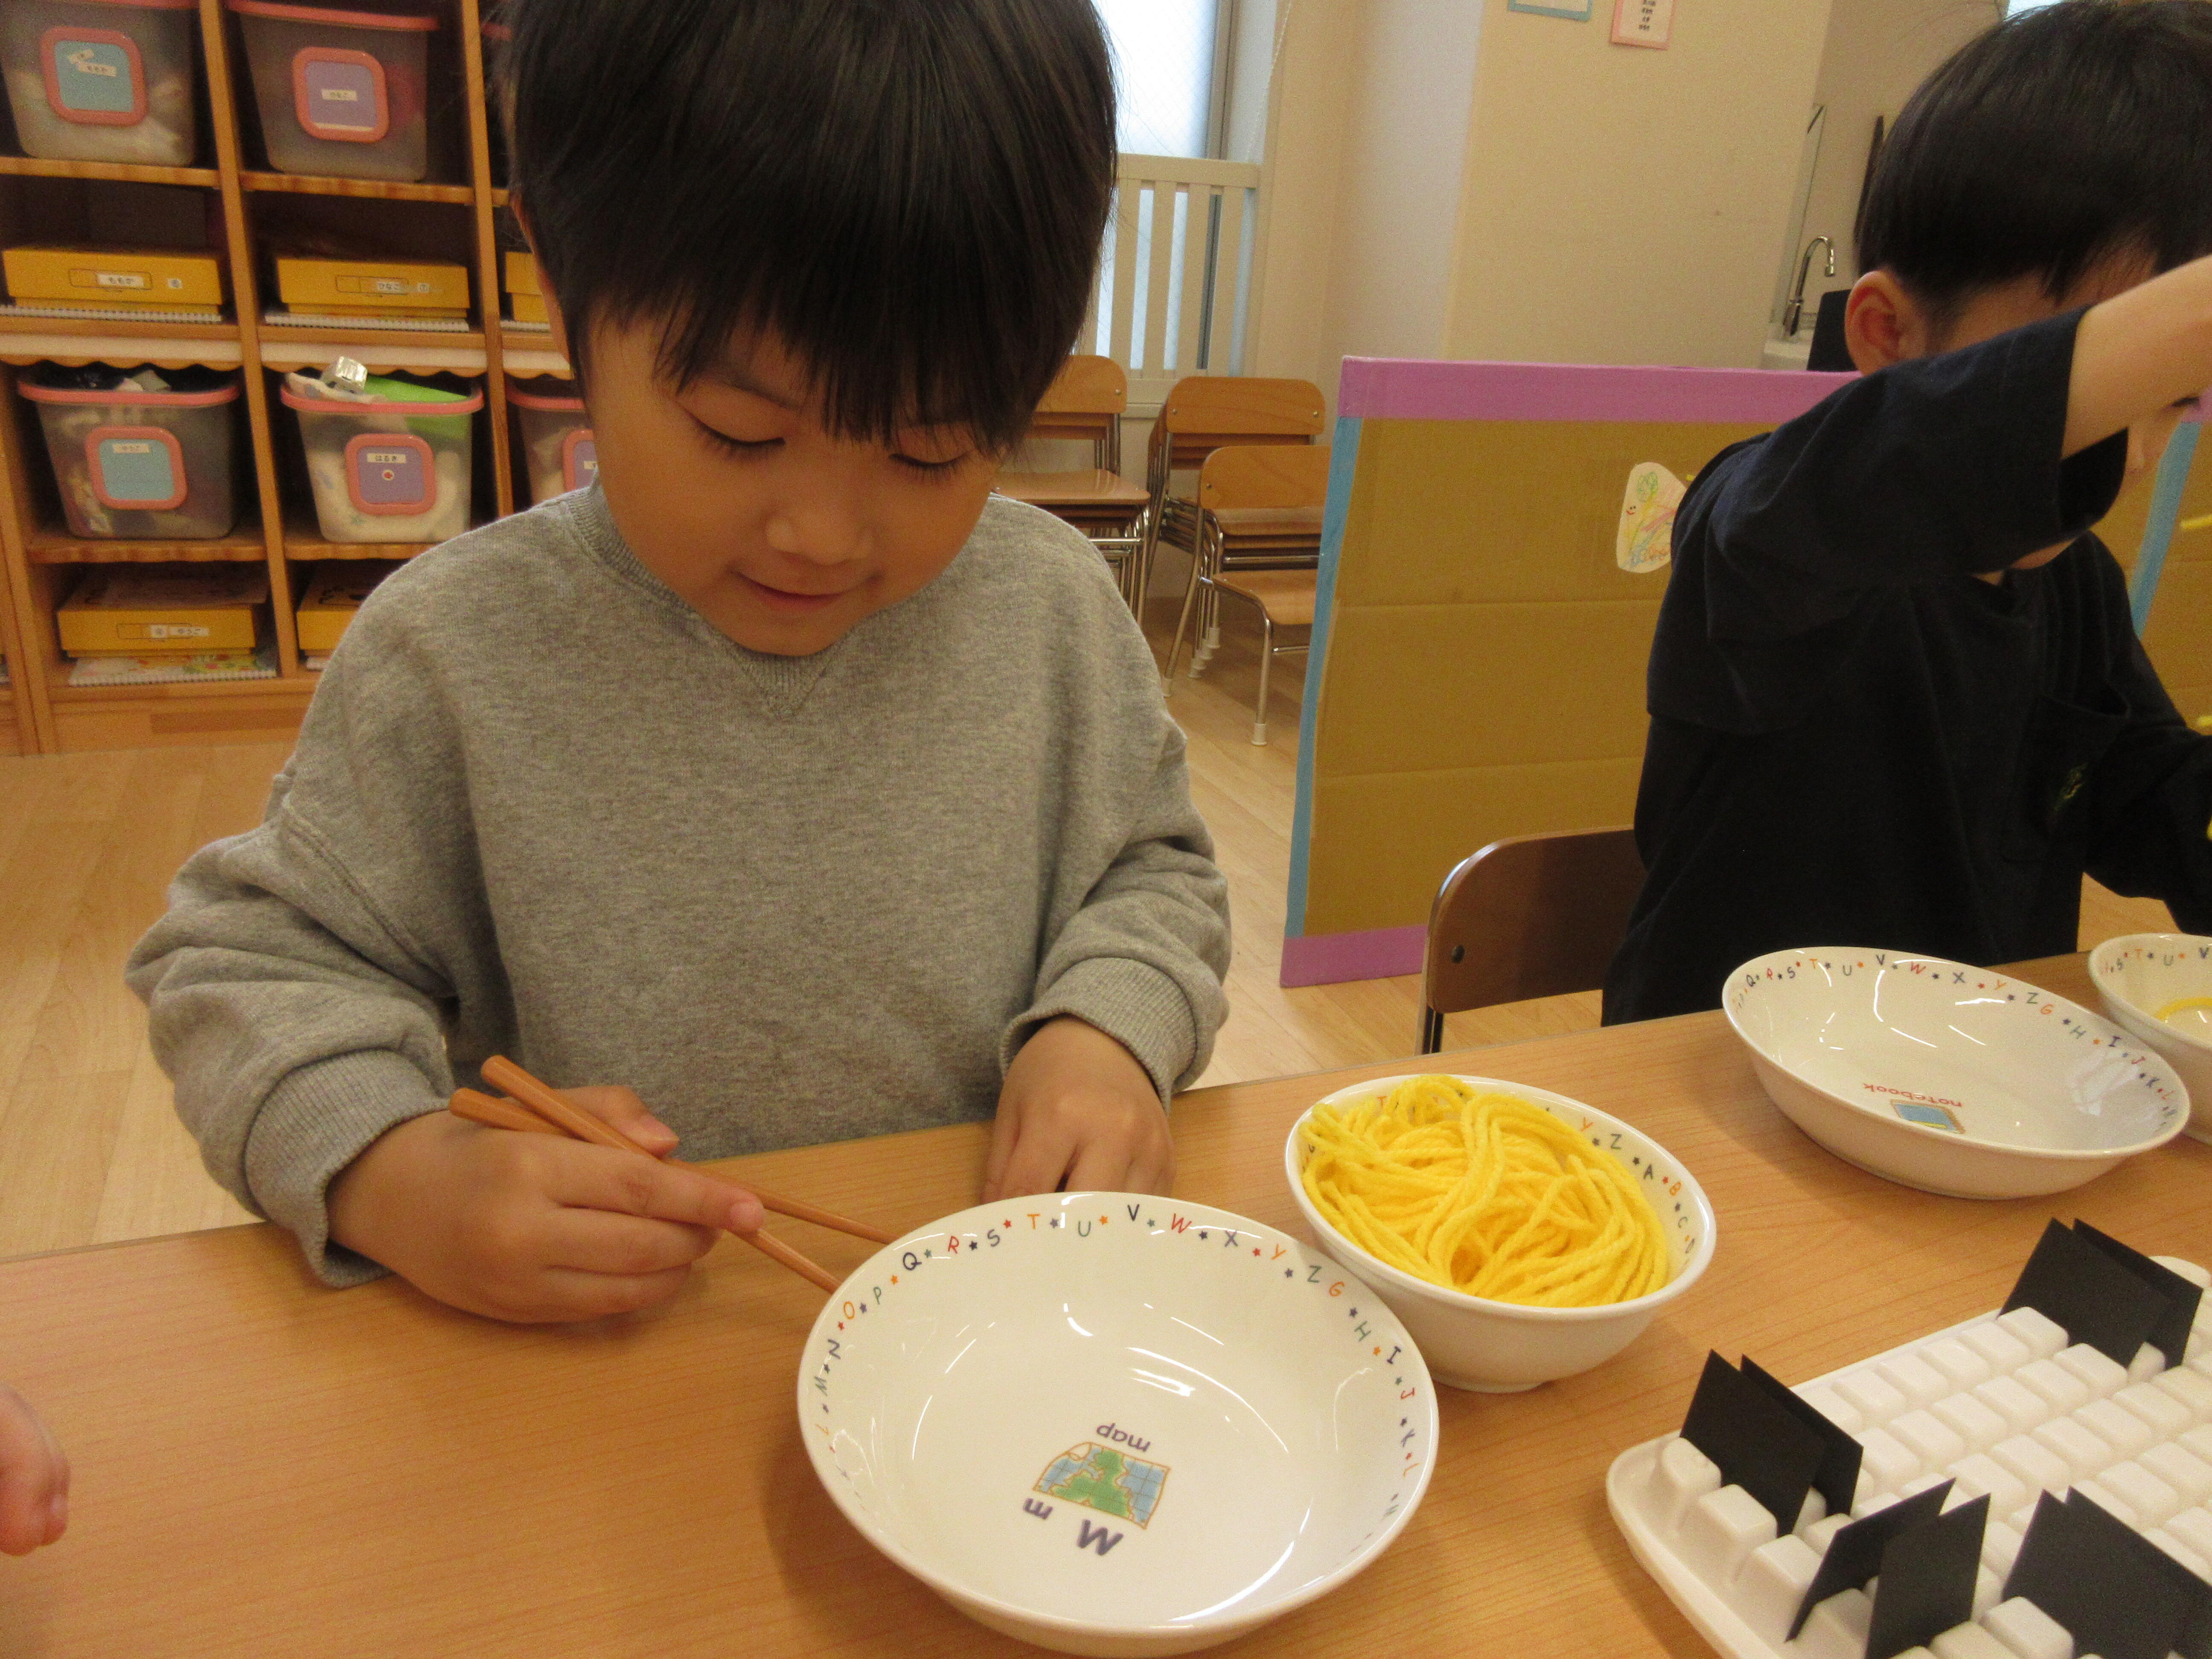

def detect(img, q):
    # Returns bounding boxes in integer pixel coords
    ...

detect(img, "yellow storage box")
[504,250,548,325]
[59,565,266,656]
[274,255,469,320]
[4,244,224,311]
[294,560,399,655]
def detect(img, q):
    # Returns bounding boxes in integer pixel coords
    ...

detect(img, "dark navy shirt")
[1604,310,2212,1024]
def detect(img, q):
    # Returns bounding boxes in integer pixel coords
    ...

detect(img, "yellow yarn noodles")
[1299,1076,1671,1308]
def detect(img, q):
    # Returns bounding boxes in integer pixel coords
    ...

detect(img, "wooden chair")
[1164,445,1330,745]
[1419,828,1646,1053]
[995,355,1151,604]
[1139,375,1325,614]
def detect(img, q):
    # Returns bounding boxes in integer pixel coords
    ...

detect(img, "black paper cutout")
[1788,1483,1953,1642]
[1679,1352,1827,1537]
[2072,1220,2202,1370]
[2003,1489,2200,1659]
[1866,1494,1987,1659]
[2071,1488,2212,1659]
[2002,1218,2166,1367]
[1743,1355,1865,1519]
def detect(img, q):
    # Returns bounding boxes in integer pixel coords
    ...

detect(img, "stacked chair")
[1162,443,1333,745]
[1138,375,1326,617]
[993,355,1153,606]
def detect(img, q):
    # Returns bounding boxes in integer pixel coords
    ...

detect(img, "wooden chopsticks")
[445,1055,891,1295]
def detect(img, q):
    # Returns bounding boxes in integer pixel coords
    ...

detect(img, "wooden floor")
[0,606,2176,1256]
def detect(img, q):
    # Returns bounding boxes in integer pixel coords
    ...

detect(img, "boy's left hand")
[984,1017,1173,1202]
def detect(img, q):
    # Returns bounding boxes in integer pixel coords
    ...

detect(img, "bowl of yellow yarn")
[1284,1074,1716,1393]
[2091,933,2212,1143]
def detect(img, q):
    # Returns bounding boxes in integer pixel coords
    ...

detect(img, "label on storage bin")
[344,434,435,516]
[292,48,390,143]
[561,429,598,493]
[42,28,146,125]
[87,428,186,511]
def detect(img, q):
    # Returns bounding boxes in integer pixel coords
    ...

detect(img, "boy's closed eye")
[691,415,975,478]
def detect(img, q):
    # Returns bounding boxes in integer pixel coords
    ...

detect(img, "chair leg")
[1419,1006,1444,1056]
[1126,505,1152,613]
[1163,543,1205,693]
[1252,611,1274,745]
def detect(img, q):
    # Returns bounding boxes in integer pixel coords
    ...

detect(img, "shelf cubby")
[0,0,519,752]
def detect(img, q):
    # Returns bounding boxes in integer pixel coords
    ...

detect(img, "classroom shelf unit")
[0,0,555,755]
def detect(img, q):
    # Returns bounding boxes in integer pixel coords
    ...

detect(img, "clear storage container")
[0,0,198,166]
[506,378,596,504]
[281,372,478,543]
[227,0,434,182]
[22,364,240,539]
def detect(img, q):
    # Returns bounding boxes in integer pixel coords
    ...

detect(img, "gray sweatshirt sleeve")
[125,604,484,1287]
[1006,706,1231,1102]
[998,535,1233,1102]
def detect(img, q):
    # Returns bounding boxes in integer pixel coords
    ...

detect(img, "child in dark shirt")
[1606,0,2212,1023]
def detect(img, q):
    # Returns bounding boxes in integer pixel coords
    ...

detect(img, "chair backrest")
[1025,356,1127,468]
[1036,355,1128,417]
[1423,828,1644,1018]
[1198,444,1331,511]
[1150,376,1326,478]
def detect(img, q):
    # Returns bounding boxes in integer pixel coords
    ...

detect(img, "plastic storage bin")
[228,0,434,182]
[22,365,240,539]
[282,373,478,543]
[0,0,198,166]
[506,378,595,504]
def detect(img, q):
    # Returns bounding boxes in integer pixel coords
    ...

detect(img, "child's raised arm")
[2067,251,2212,457]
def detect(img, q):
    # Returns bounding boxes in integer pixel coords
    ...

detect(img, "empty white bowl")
[2091,932,2212,1144]
[797,1192,1438,1658]
[1725,948,2190,1198]
[1284,1076,1716,1394]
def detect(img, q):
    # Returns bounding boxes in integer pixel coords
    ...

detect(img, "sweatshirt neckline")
[559,486,847,710]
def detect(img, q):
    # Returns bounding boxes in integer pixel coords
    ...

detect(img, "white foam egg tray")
[1608,1257,2212,1659]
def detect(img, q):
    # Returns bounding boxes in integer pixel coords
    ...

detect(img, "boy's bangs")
[501,0,1114,453]
[1860,0,2212,312]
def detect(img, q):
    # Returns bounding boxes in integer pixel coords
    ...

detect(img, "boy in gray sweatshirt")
[126,0,1230,1322]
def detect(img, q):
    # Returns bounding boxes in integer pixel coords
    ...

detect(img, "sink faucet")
[1785,236,1837,337]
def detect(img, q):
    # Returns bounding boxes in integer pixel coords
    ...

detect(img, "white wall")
[1313,0,1483,380]
[1245,0,1363,394]
[1245,0,1852,387]
[1222,0,1281,163]
[1444,0,1837,369]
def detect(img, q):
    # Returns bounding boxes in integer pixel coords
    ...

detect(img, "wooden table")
[5,955,2209,1658]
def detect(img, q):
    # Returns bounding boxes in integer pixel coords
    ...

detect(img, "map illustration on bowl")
[1035,1436,1172,1532]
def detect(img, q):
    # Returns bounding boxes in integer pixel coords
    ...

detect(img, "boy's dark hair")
[498,0,1114,451]
[1858,0,2212,330]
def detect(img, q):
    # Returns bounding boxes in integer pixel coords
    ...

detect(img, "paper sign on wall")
[1612,0,1675,47]
[1508,0,1595,16]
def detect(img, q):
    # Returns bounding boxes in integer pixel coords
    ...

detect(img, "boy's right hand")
[327,1086,763,1324]
[0,1382,67,1555]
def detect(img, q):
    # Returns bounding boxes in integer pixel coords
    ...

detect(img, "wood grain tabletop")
[4,953,2206,1659]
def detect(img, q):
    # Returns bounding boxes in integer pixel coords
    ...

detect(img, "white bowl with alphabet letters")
[796,1191,1439,1656]
[1726,947,2190,1199]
